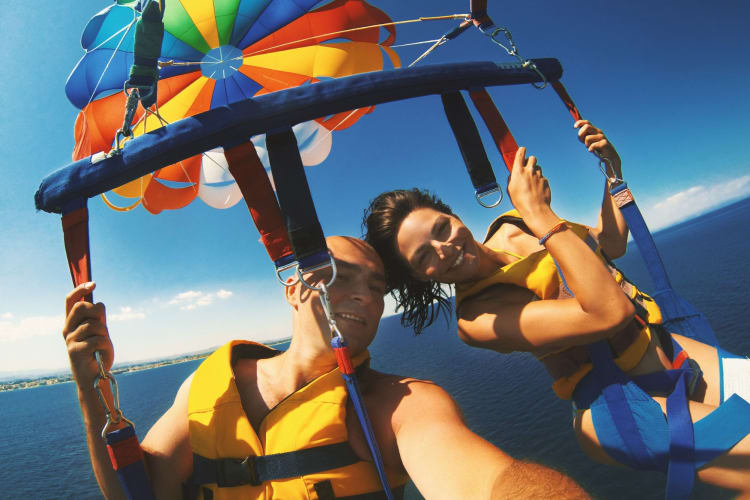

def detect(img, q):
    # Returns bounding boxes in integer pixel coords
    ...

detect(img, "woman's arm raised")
[458,147,634,353]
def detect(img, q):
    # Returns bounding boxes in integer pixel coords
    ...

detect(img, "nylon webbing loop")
[223,142,294,266]
[191,442,360,488]
[266,129,329,272]
[440,92,499,197]
[469,88,518,172]
[105,426,156,500]
[61,200,93,303]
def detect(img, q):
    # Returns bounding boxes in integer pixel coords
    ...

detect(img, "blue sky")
[1,1,748,375]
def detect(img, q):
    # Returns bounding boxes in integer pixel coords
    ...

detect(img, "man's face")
[292,237,386,354]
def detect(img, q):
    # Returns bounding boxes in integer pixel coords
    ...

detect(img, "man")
[64,236,589,499]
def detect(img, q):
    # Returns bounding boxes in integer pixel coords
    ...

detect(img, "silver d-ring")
[276,261,300,287]
[476,186,503,208]
[297,253,338,291]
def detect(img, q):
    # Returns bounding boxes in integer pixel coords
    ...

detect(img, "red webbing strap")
[469,0,493,27]
[551,81,583,122]
[468,89,518,172]
[107,433,144,470]
[61,206,93,303]
[224,142,294,264]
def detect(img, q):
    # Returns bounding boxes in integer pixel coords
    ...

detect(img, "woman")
[363,121,750,493]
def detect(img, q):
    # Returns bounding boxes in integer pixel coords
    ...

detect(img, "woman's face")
[396,207,478,284]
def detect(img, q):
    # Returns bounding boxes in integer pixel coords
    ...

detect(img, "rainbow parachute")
[66,0,400,213]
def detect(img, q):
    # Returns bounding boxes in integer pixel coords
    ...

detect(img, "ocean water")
[2,198,749,499]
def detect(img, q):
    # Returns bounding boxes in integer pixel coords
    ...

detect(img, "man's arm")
[575,120,629,259]
[64,283,128,500]
[390,379,589,499]
[140,374,194,499]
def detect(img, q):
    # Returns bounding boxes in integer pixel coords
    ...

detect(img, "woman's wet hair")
[362,188,454,334]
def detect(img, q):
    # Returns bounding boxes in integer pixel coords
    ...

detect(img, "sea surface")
[2,197,749,499]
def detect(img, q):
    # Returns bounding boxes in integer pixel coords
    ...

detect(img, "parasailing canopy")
[67,0,400,213]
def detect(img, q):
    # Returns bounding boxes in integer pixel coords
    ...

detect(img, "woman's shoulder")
[482,210,527,245]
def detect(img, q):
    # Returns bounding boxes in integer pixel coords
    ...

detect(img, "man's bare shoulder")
[362,369,461,419]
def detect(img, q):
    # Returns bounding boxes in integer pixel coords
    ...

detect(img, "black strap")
[314,480,406,500]
[189,441,360,488]
[440,92,498,195]
[266,128,329,271]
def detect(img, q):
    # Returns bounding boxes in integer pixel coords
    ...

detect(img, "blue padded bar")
[36,59,562,214]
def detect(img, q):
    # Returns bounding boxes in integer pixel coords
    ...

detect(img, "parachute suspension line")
[88,20,138,55]
[85,16,138,109]
[241,14,469,58]
[391,39,443,48]
[100,193,142,212]
[302,107,363,159]
[408,37,448,67]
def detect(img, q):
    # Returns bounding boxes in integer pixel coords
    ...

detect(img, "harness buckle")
[217,456,260,487]
[685,358,703,397]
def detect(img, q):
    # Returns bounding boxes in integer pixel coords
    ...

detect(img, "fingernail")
[84,282,94,289]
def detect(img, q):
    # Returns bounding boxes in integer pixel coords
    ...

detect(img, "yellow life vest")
[456,211,662,400]
[187,340,408,499]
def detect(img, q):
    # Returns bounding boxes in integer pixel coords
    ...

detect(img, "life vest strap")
[190,442,362,488]
[314,480,406,500]
[223,141,294,267]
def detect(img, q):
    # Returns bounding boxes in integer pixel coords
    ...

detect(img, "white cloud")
[1,312,13,320]
[109,306,146,322]
[169,290,202,305]
[0,314,64,342]
[643,175,750,230]
[167,289,234,311]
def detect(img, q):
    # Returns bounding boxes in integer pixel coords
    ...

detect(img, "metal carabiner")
[318,282,344,341]
[594,151,623,186]
[297,253,338,292]
[93,351,134,438]
[475,185,503,208]
[478,25,547,90]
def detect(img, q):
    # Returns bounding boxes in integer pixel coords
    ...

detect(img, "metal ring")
[475,186,503,208]
[275,261,300,287]
[297,253,338,291]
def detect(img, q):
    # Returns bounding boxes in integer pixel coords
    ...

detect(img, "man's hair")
[362,188,454,334]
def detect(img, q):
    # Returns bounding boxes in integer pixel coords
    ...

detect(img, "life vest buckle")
[216,456,260,487]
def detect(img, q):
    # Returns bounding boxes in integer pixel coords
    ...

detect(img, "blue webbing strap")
[586,341,656,470]
[664,371,696,499]
[105,425,156,500]
[266,128,329,271]
[609,182,718,346]
[560,251,697,497]
[190,442,361,487]
[440,91,499,197]
[331,337,395,500]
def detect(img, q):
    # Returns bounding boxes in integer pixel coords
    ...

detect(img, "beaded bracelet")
[538,221,567,246]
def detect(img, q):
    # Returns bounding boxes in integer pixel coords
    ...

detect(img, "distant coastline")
[0,338,291,392]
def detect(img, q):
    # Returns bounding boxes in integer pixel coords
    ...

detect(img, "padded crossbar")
[36,59,562,214]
